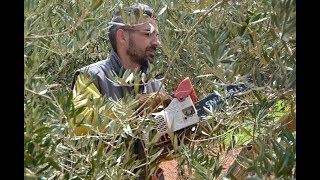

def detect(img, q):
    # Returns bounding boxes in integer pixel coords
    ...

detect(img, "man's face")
[125,18,161,66]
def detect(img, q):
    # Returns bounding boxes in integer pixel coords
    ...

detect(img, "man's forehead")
[134,18,158,29]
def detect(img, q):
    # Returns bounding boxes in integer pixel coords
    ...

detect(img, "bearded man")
[70,3,166,180]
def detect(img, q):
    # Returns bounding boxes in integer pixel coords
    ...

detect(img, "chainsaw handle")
[174,77,198,102]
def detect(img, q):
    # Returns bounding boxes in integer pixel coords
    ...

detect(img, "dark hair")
[108,3,156,53]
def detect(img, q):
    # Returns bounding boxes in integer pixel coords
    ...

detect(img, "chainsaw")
[152,74,266,141]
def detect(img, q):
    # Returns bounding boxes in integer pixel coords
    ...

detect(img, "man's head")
[108,3,161,68]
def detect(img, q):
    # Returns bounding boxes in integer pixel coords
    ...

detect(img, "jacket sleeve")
[145,78,165,94]
[69,73,113,136]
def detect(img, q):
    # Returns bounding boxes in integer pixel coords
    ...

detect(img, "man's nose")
[151,36,161,47]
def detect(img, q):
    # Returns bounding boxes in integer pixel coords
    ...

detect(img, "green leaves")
[186,144,223,179]
[91,0,104,11]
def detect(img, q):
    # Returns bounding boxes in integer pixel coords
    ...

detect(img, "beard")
[126,36,157,67]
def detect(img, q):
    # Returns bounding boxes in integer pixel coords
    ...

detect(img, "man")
[70,3,166,180]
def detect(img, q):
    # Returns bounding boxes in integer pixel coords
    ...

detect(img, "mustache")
[147,46,157,51]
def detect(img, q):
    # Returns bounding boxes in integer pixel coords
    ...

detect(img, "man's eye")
[143,31,159,38]
[144,31,153,36]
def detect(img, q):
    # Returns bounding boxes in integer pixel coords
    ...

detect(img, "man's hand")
[135,92,172,115]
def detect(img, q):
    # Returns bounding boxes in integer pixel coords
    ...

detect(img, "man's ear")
[116,29,128,45]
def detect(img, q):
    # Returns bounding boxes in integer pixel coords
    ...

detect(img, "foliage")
[24,0,295,179]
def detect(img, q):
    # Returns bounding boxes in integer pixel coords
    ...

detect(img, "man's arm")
[69,73,112,136]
